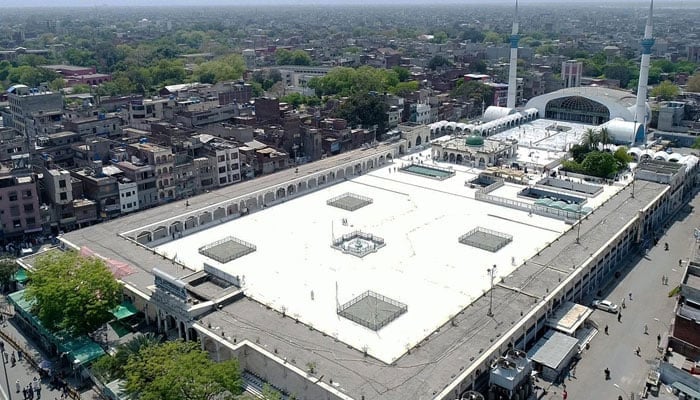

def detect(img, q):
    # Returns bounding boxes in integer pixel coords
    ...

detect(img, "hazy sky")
[0,0,687,7]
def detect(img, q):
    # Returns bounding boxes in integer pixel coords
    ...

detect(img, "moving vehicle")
[592,299,619,313]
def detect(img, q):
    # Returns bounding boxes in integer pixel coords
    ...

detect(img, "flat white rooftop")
[493,119,596,168]
[153,149,588,363]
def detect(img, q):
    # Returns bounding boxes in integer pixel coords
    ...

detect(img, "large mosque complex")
[18,1,700,400]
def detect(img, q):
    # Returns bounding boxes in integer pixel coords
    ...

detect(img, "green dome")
[465,135,484,147]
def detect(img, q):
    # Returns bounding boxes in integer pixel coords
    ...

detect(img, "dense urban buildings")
[2,1,700,399]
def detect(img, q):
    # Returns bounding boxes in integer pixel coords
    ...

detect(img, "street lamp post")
[487,265,496,317]
[1,349,12,400]
[575,209,583,244]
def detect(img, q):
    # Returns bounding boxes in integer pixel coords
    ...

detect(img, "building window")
[25,217,35,225]
[23,190,32,198]
[9,192,17,201]
[12,219,21,228]
[10,205,20,216]
[59,179,66,188]
[23,204,33,212]
[59,192,67,201]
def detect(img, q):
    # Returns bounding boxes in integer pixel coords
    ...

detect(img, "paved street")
[541,193,699,400]
[0,329,64,400]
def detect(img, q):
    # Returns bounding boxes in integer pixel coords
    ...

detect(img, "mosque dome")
[465,136,484,147]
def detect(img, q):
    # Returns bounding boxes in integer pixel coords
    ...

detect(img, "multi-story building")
[0,163,41,239]
[102,165,139,215]
[561,60,583,88]
[63,113,123,138]
[193,135,241,187]
[40,64,111,86]
[40,166,73,229]
[126,142,176,202]
[35,131,82,167]
[70,164,120,220]
[0,127,27,162]
[3,84,63,145]
[114,160,157,210]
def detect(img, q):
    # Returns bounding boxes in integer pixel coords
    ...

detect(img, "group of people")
[0,340,22,367]
[16,377,41,400]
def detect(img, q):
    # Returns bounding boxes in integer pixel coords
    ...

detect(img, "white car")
[592,299,619,313]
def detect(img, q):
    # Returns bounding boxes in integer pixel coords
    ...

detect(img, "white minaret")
[634,0,654,140]
[506,0,520,109]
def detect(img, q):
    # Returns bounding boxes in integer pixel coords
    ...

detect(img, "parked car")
[592,299,619,313]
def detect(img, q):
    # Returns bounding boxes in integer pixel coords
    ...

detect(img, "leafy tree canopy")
[308,66,399,97]
[275,49,312,66]
[0,259,18,287]
[461,28,485,43]
[334,92,389,135]
[92,333,162,382]
[580,151,618,178]
[427,55,452,71]
[688,73,700,93]
[191,54,246,84]
[26,251,121,335]
[613,147,633,171]
[451,80,494,105]
[124,340,243,400]
[650,80,680,101]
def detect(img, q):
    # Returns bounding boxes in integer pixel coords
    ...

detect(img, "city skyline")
[1,0,699,8]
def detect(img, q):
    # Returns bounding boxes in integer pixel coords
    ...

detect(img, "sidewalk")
[0,295,101,400]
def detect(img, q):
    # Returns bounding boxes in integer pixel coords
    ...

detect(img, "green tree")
[483,31,503,44]
[308,66,398,97]
[261,384,282,400]
[124,340,243,400]
[0,259,18,288]
[430,31,448,44]
[71,83,91,94]
[191,55,245,84]
[580,151,617,178]
[276,49,312,66]
[599,127,611,148]
[692,136,700,149]
[92,333,162,381]
[613,147,633,171]
[391,81,419,97]
[428,55,452,70]
[582,128,600,151]
[334,92,389,135]
[392,66,410,82]
[603,64,632,88]
[26,251,121,335]
[461,28,485,43]
[569,144,590,164]
[650,80,680,101]
[451,80,494,106]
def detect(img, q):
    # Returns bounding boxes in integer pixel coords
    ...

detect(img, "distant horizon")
[2,0,699,8]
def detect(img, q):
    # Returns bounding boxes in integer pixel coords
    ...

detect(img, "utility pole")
[1,350,11,400]
[487,265,496,317]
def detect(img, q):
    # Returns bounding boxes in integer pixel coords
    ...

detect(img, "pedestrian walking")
[16,379,20,393]
[662,275,666,285]
[636,346,641,356]
[629,292,633,300]
[622,298,626,308]
[11,352,16,366]
[604,324,609,335]
[17,349,22,360]
[644,324,649,335]
[617,312,622,322]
